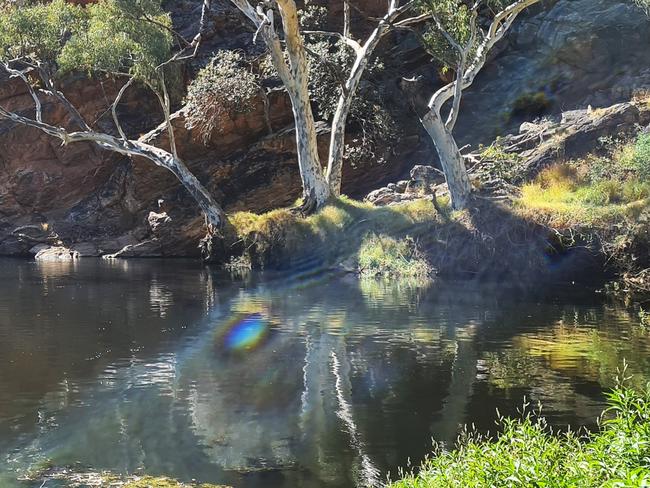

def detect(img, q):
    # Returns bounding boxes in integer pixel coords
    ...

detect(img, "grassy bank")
[389,383,650,487]
[226,196,444,273]
[515,135,650,228]
[223,132,650,287]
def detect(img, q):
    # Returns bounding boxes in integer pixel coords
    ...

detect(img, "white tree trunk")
[326,1,418,196]
[420,110,471,210]
[418,0,541,210]
[288,87,332,209]
[231,0,331,211]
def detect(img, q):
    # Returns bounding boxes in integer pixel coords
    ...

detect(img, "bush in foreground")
[389,383,650,488]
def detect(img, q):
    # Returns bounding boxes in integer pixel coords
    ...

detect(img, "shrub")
[185,51,260,143]
[633,133,650,180]
[389,383,650,488]
[536,163,579,190]
[479,140,525,180]
[511,91,552,118]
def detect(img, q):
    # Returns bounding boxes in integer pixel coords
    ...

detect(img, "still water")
[0,258,648,487]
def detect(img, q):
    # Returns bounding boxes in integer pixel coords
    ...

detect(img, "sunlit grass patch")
[358,234,433,280]
[227,196,446,269]
[516,162,650,227]
[389,383,650,488]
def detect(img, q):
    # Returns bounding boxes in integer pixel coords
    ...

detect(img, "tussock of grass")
[358,234,433,280]
[389,383,650,488]
[516,162,650,228]
[228,196,445,269]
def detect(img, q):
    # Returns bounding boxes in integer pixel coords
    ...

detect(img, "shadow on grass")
[224,195,607,287]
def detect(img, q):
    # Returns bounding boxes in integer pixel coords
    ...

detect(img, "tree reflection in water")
[0,259,648,488]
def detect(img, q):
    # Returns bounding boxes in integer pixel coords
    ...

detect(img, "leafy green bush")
[633,133,650,180]
[389,383,650,488]
[0,0,172,84]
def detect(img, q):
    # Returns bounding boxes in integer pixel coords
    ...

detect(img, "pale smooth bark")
[420,0,541,210]
[0,104,226,231]
[231,0,331,211]
[324,1,424,196]
[420,110,472,210]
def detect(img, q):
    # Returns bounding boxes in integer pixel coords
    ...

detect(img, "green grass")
[389,383,650,488]
[357,234,433,280]
[515,132,650,228]
[516,162,650,228]
[227,196,447,269]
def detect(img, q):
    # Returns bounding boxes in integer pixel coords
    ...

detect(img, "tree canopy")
[0,0,172,84]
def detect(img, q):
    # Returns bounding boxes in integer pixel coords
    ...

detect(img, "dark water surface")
[0,258,648,487]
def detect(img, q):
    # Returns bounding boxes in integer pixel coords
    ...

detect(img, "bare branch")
[112,76,136,141]
[303,30,362,54]
[156,0,211,70]
[1,62,42,123]
[34,63,92,132]
[445,9,477,130]
[343,0,351,38]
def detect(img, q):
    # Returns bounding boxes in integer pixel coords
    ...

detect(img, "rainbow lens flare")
[222,313,268,352]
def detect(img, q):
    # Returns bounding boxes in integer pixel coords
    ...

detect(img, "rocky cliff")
[0,0,648,258]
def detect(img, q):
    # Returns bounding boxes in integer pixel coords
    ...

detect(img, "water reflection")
[0,259,648,488]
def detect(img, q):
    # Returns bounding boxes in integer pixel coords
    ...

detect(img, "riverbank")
[224,102,650,294]
[389,383,650,487]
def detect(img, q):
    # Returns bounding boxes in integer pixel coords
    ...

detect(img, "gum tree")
[229,0,425,210]
[634,0,650,14]
[0,0,226,253]
[413,0,541,209]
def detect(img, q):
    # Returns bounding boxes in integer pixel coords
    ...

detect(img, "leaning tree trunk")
[420,111,472,210]
[139,142,226,230]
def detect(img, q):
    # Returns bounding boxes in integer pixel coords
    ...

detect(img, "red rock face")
[0,0,422,258]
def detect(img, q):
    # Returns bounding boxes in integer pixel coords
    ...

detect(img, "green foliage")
[511,91,552,118]
[632,133,650,180]
[185,51,260,143]
[0,0,172,85]
[0,0,87,63]
[358,234,433,280]
[415,0,509,68]
[389,383,650,488]
[60,0,172,83]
